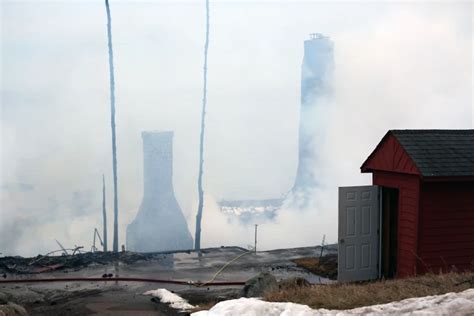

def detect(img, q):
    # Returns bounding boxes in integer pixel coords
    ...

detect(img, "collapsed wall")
[127,131,193,252]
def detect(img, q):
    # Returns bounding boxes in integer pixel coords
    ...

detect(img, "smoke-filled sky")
[1,0,472,256]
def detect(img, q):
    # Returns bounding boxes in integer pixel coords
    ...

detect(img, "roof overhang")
[422,176,474,182]
[360,131,421,176]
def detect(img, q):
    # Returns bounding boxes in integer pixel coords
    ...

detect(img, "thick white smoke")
[1,1,472,256]
[198,3,473,250]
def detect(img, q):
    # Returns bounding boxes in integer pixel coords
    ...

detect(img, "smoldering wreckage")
[0,246,338,315]
[0,30,343,314]
[3,1,474,315]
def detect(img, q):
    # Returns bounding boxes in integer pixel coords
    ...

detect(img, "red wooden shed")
[361,129,474,278]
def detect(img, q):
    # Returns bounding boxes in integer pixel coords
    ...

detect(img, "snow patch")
[143,288,194,311]
[192,298,314,315]
[192,289,474,315]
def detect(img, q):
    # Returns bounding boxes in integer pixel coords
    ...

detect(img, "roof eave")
[360,130,423,175]
[360,130,392,173]
[422,175,474,182]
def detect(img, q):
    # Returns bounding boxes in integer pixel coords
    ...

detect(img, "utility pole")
[254,224,258,253]
[102,175,108,252]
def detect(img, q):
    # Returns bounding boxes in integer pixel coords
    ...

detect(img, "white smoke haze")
[1,1,472,256]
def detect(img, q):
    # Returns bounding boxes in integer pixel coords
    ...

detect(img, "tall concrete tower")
[127,131,193,252]
[293,33,334,192]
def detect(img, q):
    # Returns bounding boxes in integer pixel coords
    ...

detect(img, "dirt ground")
[0,246,335,315]
[1,284,172,315]
[292,254,338,280]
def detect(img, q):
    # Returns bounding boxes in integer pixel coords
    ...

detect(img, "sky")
[1,0,472,256]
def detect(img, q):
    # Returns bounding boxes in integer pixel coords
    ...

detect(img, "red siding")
[373,171,420,277]
[418,181,474,273]
[360,132,473,278]
[362,134,420,176]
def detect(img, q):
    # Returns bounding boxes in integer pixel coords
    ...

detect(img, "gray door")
[338,185,380,282]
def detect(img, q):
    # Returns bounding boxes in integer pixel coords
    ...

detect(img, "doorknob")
[340,238,345,243]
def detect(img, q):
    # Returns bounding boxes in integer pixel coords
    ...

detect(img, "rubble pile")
[0,251,166,275]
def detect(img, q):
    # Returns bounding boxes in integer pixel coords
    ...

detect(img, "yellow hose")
[198,249,253,287]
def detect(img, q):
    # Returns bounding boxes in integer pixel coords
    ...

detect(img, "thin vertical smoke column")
[194,0,210,251]
[105,0,119,252]
[102,175,108,252]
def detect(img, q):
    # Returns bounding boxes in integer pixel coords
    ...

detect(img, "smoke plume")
[0,1,471,256]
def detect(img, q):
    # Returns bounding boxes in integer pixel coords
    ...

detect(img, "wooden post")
[319,234,326,257]
[254,224,258,253]
[102,175,108,252]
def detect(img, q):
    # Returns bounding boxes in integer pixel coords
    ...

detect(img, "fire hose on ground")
[0,277,245,286]
[0,249,254,287]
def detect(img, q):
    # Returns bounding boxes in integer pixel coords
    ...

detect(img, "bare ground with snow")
[193,288,474,315]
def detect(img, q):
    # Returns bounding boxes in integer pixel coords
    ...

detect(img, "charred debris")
[0,251,171,276]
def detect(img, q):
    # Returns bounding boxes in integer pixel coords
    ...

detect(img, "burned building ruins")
[219,33,334,217]
[127,131,193,252]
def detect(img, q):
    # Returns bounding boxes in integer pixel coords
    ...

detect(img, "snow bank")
[192,298,314,316]
[192,289,474,315]
[346,289,474,315]
[143,288,194,310]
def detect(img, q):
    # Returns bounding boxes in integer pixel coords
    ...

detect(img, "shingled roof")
[390,130,474,177]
